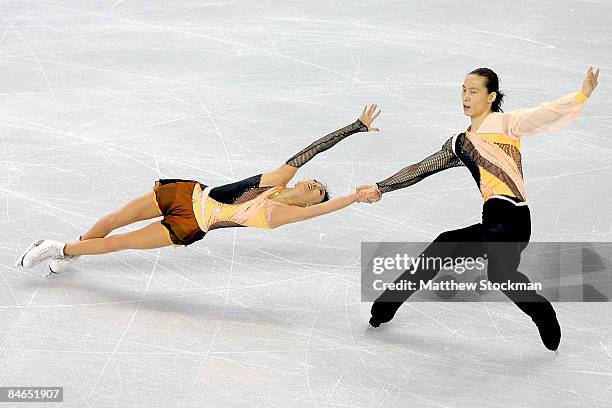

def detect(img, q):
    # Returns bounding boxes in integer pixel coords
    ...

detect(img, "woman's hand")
[359,104,381,131]
[356,185,382,203]
[581,66,600,97]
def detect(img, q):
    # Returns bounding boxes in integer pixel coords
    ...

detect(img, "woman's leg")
[64,221,173,256]
[80,190,162,240]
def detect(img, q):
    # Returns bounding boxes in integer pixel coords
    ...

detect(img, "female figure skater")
[16,105,381,273]
[358,67,599,351]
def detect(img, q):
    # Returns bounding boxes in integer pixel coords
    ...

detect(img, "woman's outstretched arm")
[356,136,464,202]
[260,104,381,186]
[502,66,599,139]
[268,193,358,228]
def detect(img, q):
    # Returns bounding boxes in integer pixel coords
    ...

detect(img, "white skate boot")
[48,255,80,274]
[16,240,66,268]
[48,236,82,274]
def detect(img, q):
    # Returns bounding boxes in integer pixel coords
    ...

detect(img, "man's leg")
[369,224,483,327]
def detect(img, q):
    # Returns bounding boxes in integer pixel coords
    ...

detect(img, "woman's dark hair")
[322,189,330,203]
[319,181,330,203]
[469,67,505,112]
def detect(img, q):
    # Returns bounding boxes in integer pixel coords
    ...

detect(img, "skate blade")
[45,261,60,277]
[14,240,40,268]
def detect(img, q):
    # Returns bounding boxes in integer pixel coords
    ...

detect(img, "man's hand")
[581,66,599,97]
[356,184,382,203]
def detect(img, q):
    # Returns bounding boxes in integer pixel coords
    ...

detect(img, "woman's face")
[461,74,496,118]
[295,179,326,206]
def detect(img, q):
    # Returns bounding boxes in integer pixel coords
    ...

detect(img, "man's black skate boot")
[369,301,403,328]
[534,305,561,351]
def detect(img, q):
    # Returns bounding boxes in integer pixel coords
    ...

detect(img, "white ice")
[1,1,612,407]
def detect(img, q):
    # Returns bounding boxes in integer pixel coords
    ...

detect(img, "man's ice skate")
[369,300,403,328]
[533,310,562,352]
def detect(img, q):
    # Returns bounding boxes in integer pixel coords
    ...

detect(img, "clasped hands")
[355,185,382,204]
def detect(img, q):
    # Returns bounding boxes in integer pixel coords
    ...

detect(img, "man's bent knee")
[435,231,455,242]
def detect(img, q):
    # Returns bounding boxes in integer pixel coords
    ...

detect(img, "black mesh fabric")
[232,187,271,204]
[209,174,267,204]
[285,119,368,168]
[494,142,524,176]
[376,137,464,193]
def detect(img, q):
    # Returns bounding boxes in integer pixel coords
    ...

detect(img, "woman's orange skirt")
[152,179,206,246]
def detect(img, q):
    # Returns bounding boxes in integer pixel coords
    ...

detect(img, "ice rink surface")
[1,1,612,406]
